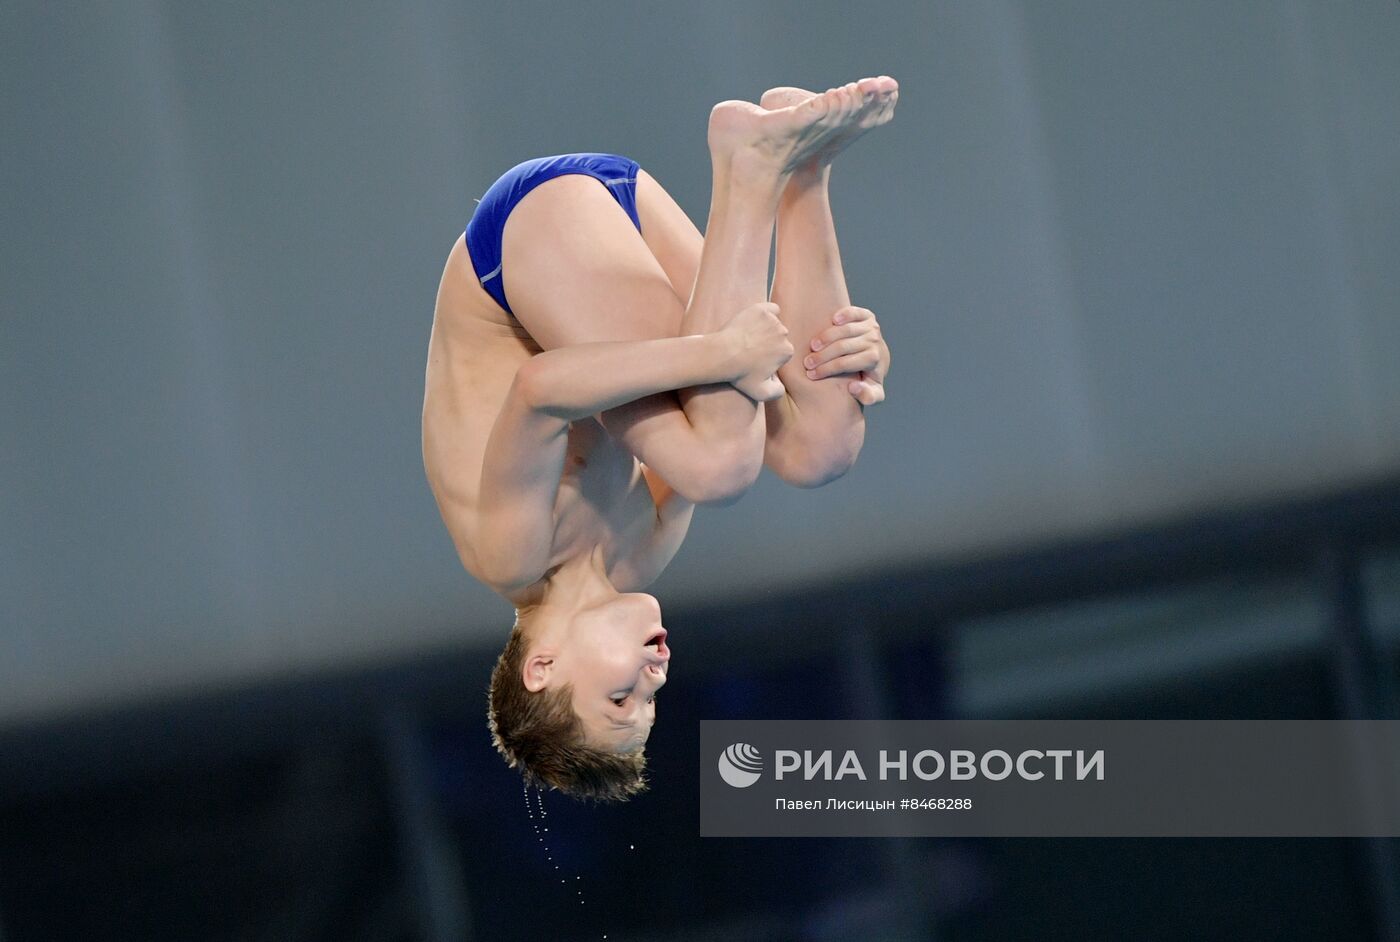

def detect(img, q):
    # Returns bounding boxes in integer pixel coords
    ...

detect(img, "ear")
[521,651,554,693]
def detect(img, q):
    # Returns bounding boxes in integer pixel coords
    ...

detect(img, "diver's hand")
[722,302,794,402]
[803,305,889,406]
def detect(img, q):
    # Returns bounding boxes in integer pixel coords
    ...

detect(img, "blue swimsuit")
[463,153,643,316]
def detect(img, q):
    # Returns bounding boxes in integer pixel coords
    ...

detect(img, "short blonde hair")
[486,612,648,802]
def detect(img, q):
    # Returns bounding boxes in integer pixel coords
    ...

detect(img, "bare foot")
[707,78,888,176]
[758,76,898,171]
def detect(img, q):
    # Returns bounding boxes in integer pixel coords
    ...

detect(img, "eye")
[611,695,628,707]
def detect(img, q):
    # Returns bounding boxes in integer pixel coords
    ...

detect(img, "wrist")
[699,329,742,385]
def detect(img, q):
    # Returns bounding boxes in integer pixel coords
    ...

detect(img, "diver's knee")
[673,442,762,505]
[769,432,862,489]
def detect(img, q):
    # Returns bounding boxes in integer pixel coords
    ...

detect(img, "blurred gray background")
[5,3,1400,941]
[3,1,1398,727]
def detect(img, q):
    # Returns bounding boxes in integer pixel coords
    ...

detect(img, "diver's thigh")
[502,174,685,348]
[634,169,704,305]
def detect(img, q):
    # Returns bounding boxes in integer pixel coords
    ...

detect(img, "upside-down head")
[487,594,669,802]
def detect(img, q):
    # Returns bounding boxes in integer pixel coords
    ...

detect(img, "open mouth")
[644,629,669,657]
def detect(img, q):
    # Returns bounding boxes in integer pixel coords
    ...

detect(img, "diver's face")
[552,593,669,752]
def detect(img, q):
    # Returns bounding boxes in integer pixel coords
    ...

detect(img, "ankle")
[714,145,790,188]
[781,164,832,206]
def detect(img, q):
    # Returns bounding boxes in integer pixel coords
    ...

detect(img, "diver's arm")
[474,334,749,592]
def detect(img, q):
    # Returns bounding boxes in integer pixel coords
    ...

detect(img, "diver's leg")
[760,79,898,485]
[502,84,872,501]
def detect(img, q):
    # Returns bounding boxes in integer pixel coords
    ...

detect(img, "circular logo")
[718,742,763,788]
